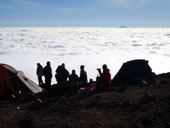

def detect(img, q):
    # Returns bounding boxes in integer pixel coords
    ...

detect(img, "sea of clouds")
[0,27,170,84]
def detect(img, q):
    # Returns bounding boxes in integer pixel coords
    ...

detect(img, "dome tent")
[0,64,43,97]
[112,59,155,84]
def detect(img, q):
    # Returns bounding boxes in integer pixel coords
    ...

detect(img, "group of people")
[36,61,111,90]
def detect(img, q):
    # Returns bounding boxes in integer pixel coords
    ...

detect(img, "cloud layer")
[1,27,170,84]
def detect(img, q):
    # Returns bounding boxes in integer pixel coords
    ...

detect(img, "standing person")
[43,61,52,89]
[36,63,44,86]
[79,65,88,86]
[55,63,69,84]
[97,64,111,88]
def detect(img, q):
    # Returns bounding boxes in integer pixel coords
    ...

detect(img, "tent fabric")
[0,65,14,96]
[112,59,155,83]
[0,64,42,97]
[17,71,42,93]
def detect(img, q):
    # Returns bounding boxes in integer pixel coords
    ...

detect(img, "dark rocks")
[1,73,170,128]
[117,87,127,93]
[18,118,33,128]
[138,117,154,127]
[140,95,156,104]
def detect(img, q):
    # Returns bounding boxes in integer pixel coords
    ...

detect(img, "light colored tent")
[0,64,43,97]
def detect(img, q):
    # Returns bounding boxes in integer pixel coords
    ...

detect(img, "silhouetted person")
[69,70,79,90]
[79,65,88,86]
[55,63,69,84]
[97,64,111,88]
[36,63,44,86]
[43,61,52,89]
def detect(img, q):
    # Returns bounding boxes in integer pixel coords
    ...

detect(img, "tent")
[112,59,155,83]
[0,64,43,97]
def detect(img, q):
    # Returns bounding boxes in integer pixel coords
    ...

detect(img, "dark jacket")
[79,70,87,83]
[36,65,43,77]
[101,69,111,86]
[55,66,69,82]
[43,66,52,78]
[69,74,78,88]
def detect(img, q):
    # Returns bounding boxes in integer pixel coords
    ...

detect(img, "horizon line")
[0,26,170,28]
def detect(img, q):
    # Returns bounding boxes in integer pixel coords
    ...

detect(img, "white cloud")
[1,27,170,84]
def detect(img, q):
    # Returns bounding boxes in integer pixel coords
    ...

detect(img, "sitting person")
[97,64,111,88]
[69,70,79,90]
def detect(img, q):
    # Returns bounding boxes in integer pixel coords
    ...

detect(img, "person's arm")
[97,68,102,76]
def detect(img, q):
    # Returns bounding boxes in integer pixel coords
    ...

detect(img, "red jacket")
[101,69,111,86]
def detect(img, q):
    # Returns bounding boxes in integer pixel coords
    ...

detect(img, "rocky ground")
[0,73,170,128]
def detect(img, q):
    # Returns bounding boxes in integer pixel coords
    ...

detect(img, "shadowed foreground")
[0,73,170,128]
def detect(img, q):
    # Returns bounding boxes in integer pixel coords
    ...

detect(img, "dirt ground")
[0,73,170,128]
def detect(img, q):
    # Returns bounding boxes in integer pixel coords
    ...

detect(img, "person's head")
[47,61,50,66]
[80,65,84,70]
[37,63,41,67]
[102,64,107,70]
[72,70,76,74]
[61,63,65,68]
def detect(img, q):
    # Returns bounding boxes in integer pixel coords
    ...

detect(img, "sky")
[0,0,170,27]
